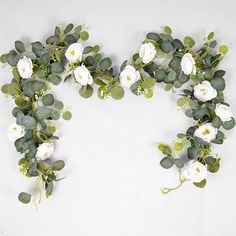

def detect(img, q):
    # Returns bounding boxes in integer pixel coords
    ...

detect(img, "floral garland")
[1,24,234,205]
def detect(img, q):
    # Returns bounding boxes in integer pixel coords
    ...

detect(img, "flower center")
[21,67,26,73]
[12,127,17,131]
[44,151,49,157]
[79,75,84,80]
[200,88,207,95]
[70,50,75,56]
[202,128,210,135]
[126,76,132,81]
[196,167,201,173]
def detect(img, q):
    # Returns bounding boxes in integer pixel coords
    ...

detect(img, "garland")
[1,23,234,205]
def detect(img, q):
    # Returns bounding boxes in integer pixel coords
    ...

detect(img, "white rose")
[193,81,217,102]
[215,103,233,122]
[74,65,93,86]
[139,42,156,64]
[181,53,196,75]
[120,65,140,88]
[7,123,25,142]
[182,160,207,183]
[17,56,33,79]
[194,123,217,142]
[65,43,84,63]
[36,142,54,160]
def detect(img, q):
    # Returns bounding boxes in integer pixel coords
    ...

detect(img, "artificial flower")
[139,42,156,64]
[74,65,93,85]
[120,65,140,88]
[215,103,233,122]
[65,43,84,63]
[17,56,33,79]
[36,142,54,160]
[194,123,217,142]
[181,53,196,75]
[193,81,217,102]
[7,123,25,142]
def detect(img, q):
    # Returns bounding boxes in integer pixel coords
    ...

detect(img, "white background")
[0,0,236,235]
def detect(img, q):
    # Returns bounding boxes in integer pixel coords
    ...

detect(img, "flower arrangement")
[1,23,234,205]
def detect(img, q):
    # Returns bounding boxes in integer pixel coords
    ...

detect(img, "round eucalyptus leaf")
[160,157,174,169]
[18,192,31,204]
[62,111,72,120]
[111,86,124,100]
[80,31,89,40]
[99,57,112,70]
[79,85,93,98]
[42,94,54,106]
[222,118,235,130]
[52,160,65,171]
[15,40,25,53]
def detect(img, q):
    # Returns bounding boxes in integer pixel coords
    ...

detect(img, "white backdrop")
[0,0,236,235]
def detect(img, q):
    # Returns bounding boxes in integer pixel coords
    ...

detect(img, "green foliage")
[18,192,31,204]
[42,94,55,106]
[193,179,206,188]
[52,160,65,171]
[79,85,93,98]
[111,86,124,100]
[15,40,25,53]
[62,111,72,120]
[99,57,112,70]
[184,36,195,48]
[160,157,174,169]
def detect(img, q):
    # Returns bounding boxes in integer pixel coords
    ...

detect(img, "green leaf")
[164,84,172,91]
[64,23,74,34]
[80,31,89,40]
[174,159,184,169]
[222,118,235,130]
[187,146,198,159]
[15,40,25,53]
[37,70,46,79]
[18,192,31,204]
[167,71,176,82]
[0,54,7,63]
[46,182,53,198]
[83,46,93,54]
[79,85,93,98]
[210,77,225,91]
[40,53,49,65]
[46,125,56,134]
[22,81,45,97]
[207,32,215,40]
[219,45,228,55]
[142,78,156,89]
[212,116,222,128]
[193,179,206,188]
[15,97,27,107]
[64,34,77,44]
[158,144,166,154]
[146,32,160,41]
[52,160,65,171]
[54,101,64,110]
[160,41,173,53]
[164,26,172,35]
[176,97,186,107]
[8,82,21,96]
[21,116,36,129]
[99,57,112,70]
[51,62,64,74]
[173,142,183,151]
[62,111,72,120]
[51,111,60,120]
[110,86,124,100]
[160,157,174,169]
[48,74,61,85]
[36,107,52,119]
[184,36,195,48]
[42,94,54,106]
[144,88,153,98]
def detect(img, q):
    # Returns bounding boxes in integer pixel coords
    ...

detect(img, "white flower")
[139,42,156,64]
[36,142,54,160]
[194,123,217,142]
[17,56,33,79]
[65,43,84,63]
[182,160,207,183]
[120,65,140,88]
[7,123,25,142]
[181,53,196,75]
[193,81,217,102]
[74,65,93,86]
[215,103,233,122]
